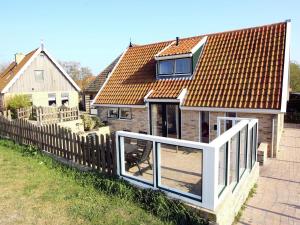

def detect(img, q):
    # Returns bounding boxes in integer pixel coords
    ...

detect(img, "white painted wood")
[281,20,291,112]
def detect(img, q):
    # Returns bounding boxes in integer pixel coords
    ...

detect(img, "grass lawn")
[0,141,170,225]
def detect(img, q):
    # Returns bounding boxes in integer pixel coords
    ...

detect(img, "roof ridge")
[129,20,288,49]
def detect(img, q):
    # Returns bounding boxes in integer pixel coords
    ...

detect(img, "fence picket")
[0,115,116,176]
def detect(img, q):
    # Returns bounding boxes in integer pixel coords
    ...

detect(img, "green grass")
[233,183,257,224]
[0,139,207,225]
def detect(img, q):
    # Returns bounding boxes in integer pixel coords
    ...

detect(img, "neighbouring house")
[92,20,291,158]
[0,44,80,109]
[83,55,120,114]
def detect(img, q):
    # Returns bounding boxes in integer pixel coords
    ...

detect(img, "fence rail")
[0,116,116,175]
[36,106,80,125]
[16,107,32,119]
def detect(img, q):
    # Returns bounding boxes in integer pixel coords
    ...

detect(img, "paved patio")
[238,123,300,225]
[124,142,203,196]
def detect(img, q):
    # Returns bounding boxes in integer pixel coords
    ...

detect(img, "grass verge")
[0,138,208,225]
[233,183,257,224]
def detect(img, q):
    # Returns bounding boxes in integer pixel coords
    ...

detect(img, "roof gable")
[0,47,80,93]
[94,21,289,110]
[84,55,121,93]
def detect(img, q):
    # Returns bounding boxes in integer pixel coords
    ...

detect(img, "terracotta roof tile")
[157,36,203,57]
[95,22,287,110]
[84,55,121,93]
[0,49,38,92]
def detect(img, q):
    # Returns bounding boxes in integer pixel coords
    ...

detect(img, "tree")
[59,61,93,81]
[290,61,300,92]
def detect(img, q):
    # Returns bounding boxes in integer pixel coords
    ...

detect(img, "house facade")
[0,45,80,109]
[93,21,290,158]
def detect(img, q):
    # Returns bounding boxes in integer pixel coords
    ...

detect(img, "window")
[107,108,118,119]
[200,111,209,143]
[159,60,174,75]
[225,112,237,130]
[34,70,44,82]
[252,124,257,166]
[48,93,56,106]
[218,143,228,195]
[239,127,247,178]
[119,108,132,119]
[158,58,192,77]
[175,58,191,74]
[61,93,69,106]
[230,133,239,187]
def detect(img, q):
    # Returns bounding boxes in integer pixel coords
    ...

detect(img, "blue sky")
[0,0,299,74]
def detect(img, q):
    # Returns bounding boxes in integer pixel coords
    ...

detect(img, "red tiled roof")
[157,36,203,57]
[95,22,287,110]
[0,49,38,92]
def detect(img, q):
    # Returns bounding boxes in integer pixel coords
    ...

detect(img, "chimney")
[176,37,179,46]
[15,53,25,64]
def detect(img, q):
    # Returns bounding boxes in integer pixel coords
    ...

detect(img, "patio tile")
[237,123,300,225]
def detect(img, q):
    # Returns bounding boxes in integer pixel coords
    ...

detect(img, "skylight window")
[158,58,191,77]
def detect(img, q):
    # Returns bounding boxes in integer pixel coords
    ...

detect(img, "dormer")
[155,36,207,79]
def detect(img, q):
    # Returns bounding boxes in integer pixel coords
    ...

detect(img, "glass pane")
[175,58,191,74]
[122,137,153,184]
[201,111,209,143]
[151,104,163,136]
[35,70,44,82]
[159,60,174,75]
[158,143,202,198]
[239,127,247,177]
[120,108,131,119]
[252,125,257,166]
[218,143,227,194]
[166,105,178,138]
[225,112,236,130]
[230,133,239,185]
[108,108,118,118]
[247,128,252,169]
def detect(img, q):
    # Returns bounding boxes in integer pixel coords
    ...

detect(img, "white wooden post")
[202,146,218,210]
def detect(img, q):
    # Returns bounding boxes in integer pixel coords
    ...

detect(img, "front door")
[150,103,180,138]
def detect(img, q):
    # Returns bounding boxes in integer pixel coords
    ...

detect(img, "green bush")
[6,94,31,119]
[81,114,96,131]
[91,116,104,128]
[81,114,104,131]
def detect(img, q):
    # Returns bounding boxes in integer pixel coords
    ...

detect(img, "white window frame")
[119,107,132,120]
[34,70,44,82]
[48,93,56,107]
[157,58,192,77]
[61,93,69,106]
[107,107,119,119]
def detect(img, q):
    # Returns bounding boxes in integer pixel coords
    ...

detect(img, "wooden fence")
[0,116,117,176]
[0,110,11,120]
[16,107,32,119]
[35,106,80,125]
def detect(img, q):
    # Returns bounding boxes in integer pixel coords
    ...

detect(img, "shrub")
[91,116,104,129]
[81,114,96,131]
[6,94,31,119]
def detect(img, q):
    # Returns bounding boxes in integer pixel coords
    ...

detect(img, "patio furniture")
[125,140,152,175]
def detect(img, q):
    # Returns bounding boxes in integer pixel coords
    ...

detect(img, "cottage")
[83,55,120,113]
[92,21,290,158]
[0,44,80,109]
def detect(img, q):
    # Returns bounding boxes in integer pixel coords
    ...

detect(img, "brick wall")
[237,112,276,157]
[181,110,200,141]
[98,106,283,157]
[99,107,148,133]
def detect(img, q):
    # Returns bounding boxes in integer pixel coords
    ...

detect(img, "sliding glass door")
[150,103,180,139]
